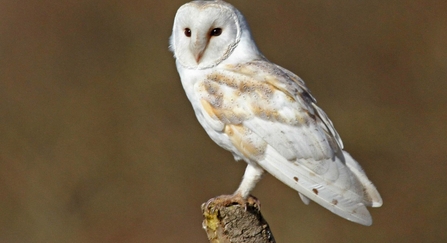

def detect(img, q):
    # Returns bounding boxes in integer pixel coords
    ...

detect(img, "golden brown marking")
[200,99,218,119]
[207,72,238,88]
[293,177,299,182]
[312,188,319,195]
[203,65,311,126]
[224,64,235,69]
[225,63,253,76]
[265,76,296,102]
[224,124,266,160]
[238,66,254,76]
[332,199,338,205]
[200,98,231,123]
[203,80,221,95]
[198,80,224,108]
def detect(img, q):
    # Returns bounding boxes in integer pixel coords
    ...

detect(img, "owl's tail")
[257,146,382,226]
[342,151,383,207]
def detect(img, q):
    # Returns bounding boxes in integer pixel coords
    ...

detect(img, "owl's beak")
[190,35,209,64]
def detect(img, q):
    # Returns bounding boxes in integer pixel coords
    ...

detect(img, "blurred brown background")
[1,0,446,242]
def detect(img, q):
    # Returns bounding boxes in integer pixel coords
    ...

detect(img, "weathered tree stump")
[201,196,276,243]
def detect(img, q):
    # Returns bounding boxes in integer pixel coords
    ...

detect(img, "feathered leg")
[205,163,264,208]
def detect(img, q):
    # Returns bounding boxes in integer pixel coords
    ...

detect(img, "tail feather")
[298,192,311,205]
[343,151,383,207]
[258,146,381,226]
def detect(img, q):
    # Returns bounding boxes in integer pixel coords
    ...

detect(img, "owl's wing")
[195,60,382,225]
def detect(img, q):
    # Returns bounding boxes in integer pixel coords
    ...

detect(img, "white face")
[170,2,241,69]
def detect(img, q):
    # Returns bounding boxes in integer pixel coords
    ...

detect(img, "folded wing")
[195,60,382,225]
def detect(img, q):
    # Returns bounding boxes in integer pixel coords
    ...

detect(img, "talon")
[246,194,261,210]
[204,194,261,212]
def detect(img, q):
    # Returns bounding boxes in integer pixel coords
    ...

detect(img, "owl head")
[170,0,261,70]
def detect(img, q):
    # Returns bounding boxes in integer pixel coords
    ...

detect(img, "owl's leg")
[235,163,264,198]
[204,164,264,209]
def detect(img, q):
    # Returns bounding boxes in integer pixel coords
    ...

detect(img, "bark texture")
[201,196,276,243]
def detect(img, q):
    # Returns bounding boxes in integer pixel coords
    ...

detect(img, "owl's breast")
[178,68,238,155]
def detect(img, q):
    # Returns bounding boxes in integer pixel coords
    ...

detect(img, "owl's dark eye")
[184,28,191,37]
[210,28,222,36]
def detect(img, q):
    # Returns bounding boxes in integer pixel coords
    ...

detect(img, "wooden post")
[201,196,276,243]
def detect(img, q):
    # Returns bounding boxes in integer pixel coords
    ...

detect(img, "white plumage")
[170,0,382,226]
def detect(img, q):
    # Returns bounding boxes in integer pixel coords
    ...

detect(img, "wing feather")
[343,151,383,207]
[259,145,374,226]
[193,60,381,225]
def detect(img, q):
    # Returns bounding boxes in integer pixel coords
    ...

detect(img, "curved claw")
[204,194,261,212]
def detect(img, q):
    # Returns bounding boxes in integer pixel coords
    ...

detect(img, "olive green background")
[1,0,446,242]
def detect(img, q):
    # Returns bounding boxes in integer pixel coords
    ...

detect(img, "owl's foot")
[203,193,260,212]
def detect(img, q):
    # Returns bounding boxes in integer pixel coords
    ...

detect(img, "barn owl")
[170,0,382,226]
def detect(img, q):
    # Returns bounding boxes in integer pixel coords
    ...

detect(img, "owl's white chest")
[177,64,239,156]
